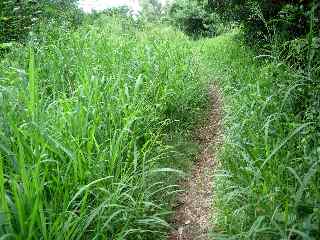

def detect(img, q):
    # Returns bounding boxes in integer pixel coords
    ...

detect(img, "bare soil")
[168,85,222,240]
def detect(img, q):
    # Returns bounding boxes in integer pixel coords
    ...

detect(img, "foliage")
[0,16,206,239]
[81,6,134,27]
[198,32,320,240]
[187,2,320,239]
[168,0,223,37]
[101,5,132,17]
[140,0,164,21]
[0,0,82,46]
[1,1,319,239]
[225,1,319,44]
[168,0,319,45]
[0,0,38,44]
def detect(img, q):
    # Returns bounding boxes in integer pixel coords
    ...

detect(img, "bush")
[231,1,319,45]
[0,0,82,46]
[169,0,223,38]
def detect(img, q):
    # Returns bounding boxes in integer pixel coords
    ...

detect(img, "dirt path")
[169,85,222,240]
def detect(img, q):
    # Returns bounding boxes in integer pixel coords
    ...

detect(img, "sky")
[78,0,170,14]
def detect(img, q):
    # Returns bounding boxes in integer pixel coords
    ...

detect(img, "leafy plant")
[169,0,223,38]
[0,16,206,239]
[0,0,82,47]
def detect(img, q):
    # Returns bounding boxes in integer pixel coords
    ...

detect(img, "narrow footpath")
[169,85,222,240]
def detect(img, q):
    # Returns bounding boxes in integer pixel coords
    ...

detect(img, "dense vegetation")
[169,0,320,239]
[200,32,320,239]
[0,7,206,240]
[194,1,319,239]
[1,0,319,239]
[0,0,82,44]
[169,0,320,41]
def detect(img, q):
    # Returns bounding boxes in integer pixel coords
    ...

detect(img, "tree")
[141,0,163,20]
[168,0,222,37]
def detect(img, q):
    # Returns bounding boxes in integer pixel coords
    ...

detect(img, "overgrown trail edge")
[169,85,222,240]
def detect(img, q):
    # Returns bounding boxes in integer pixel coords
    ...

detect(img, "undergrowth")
[0,16,207,239]
[198,33,320,239]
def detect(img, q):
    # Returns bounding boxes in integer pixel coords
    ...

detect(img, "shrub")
[0,0,82,46]
[169,0,223,38]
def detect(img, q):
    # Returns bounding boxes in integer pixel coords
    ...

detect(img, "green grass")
[197,33,320,239]
[1,12,319,240]
[0,16,207,239]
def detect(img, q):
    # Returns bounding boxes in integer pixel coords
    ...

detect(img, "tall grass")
[0,16,206,239]
[198,31,320,239]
